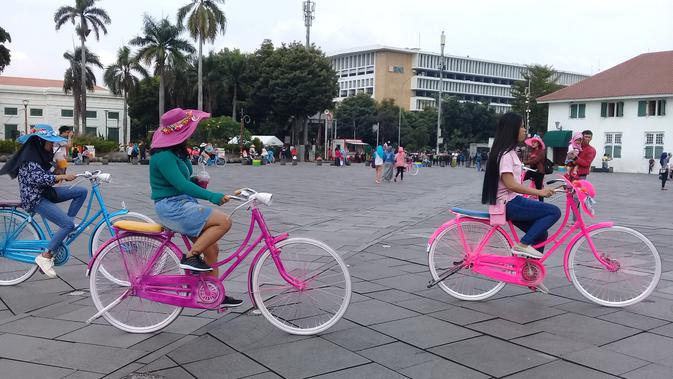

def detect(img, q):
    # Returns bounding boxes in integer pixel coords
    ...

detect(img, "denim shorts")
[155,194,212,237]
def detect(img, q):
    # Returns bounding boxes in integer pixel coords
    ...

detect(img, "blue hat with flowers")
[17,124,67,144]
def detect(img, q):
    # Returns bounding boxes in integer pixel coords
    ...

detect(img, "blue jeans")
[506,195,561,250]
[33,186,88,251]
[476,161,481,172]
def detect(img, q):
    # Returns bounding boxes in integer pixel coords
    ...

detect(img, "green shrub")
[0,140,19,154]
[73,136,118,154]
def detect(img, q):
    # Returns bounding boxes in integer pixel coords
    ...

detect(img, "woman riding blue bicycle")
[0,124,87,278]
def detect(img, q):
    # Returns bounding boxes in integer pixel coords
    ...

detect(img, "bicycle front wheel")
[409,163,419,176]
[568,226,661,307]
[90,235,183,333]
[251,238,351,335]
[428,219,512,301]
[0,210,40,285]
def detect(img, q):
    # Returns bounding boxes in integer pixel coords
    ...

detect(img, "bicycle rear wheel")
[409,163,419,176]
[568,226,661,307]
[0,210,40,285]
[89,235,183,333]
[428,219,512,300]
[251,238,351,335]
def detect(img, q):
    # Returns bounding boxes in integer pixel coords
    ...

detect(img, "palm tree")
[104,46,148,144]
[54,0,111,134]
[221,48,246,119]
[177,0,227,111]
[62,48,103,132]
[130,15,195,121]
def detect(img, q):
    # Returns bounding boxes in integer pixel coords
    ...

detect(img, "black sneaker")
[221,295,244,308]
[179,255,212,271]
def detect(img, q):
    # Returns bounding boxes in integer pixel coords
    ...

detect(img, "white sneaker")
[512,244,543,259]
[35,255,57,278]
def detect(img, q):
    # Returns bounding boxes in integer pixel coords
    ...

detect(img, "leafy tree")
[62,48,103,131]
[191,115,243,144]
[0,27,11,74]
[403,107,436,151]
[334,92,377,144]
[177,0,227,111]
[128,77,160,140]
[511,65,564,135]
[130,15,195,121]
[220,48,246,119]
[54,0,111,133]
[376,98,399,144]
[104,46,149,144]
[439,97,497,150]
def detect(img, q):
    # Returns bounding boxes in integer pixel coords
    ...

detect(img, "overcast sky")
[3,0,673,84]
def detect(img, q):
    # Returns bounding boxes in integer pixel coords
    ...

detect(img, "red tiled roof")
[538,51,673,102]
[0,76,108,92]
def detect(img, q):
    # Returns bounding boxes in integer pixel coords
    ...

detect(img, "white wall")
[0,86,128,143]
[546,98,673,173]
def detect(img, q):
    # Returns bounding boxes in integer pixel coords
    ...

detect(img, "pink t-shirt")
[497,150,522,202]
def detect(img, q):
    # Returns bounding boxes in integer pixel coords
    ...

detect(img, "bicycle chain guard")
[195,277,225,306]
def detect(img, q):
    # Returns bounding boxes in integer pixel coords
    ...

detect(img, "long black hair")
[150,141,189,159]
[0,136,54,179]
[481,112,523,205]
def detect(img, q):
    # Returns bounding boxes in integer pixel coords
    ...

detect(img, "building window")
[61,109,73,118]
[600,102,624,117]
[604,132,622,158]
[107,111,119,120]
[570,103,586,119]
[644,132,664,159]
[29,108,43,117]
[638,100,666,116]
[3,124,19,141]
[4,107,18,116]
[85,110,97,119]
[85,127,97,136]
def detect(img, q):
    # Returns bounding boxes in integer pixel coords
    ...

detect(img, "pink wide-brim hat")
[151,108,210,149]
[524,136,545,149]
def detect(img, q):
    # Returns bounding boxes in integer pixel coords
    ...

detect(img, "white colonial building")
[0,76,128,143]
[538,51,673,173]
[329,45,588,113]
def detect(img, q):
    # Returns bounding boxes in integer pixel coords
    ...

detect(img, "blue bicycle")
[0,170,153,285]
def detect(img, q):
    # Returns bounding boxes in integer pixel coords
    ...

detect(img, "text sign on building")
[388,65,404,74]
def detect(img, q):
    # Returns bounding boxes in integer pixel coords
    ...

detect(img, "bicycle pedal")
[216,307,230,314]
[535,283,550,294]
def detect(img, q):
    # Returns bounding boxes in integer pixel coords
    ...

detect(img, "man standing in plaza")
[53,126,73,175]
[574,130,595,180]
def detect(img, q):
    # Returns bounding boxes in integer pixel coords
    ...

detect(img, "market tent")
[228,135,284,146]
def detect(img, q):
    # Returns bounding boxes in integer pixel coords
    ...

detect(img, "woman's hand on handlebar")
[219,195,230,205]
[537,188,555,198]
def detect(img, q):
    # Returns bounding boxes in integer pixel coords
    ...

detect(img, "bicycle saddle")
[113,220,163,233]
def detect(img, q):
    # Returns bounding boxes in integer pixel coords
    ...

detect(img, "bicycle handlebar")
[76,170,111,183]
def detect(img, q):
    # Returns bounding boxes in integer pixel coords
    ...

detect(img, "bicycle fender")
[0,208,46,240]
[562,222,614,282]
[87,209,130,257]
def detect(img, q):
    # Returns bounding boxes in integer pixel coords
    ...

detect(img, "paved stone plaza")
[0,162,672,378]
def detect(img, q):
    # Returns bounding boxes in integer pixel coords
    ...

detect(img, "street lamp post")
[22,99,29,135]
[104,110,108,140]
[238,108,251,157]
[436,31,445,155]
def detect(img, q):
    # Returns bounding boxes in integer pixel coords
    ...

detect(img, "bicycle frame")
[1,181,131,265]
[89,205,294,309]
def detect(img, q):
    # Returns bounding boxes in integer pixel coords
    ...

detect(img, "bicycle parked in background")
[0,170,154,285]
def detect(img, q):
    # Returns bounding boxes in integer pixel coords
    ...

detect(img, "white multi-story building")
[538,51,673,173]
[0,76,127,143]
[329,45,588,113]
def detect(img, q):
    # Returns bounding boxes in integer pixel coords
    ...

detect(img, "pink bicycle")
[86,188,352,334]
[426,176,661,307]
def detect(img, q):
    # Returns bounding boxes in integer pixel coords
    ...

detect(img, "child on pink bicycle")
[482,113,560,259]
[149,108,242,307]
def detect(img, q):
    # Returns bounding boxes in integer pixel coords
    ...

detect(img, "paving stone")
[208,313,312,352]
[622,363,673,379]
[167,333,234,364]
[467,318,542,340]
[57,324,154,348]
[0,333,143,374]
[364,289,423,303]
[512,332,596,356]
[400,358,490,379]
[0,315,84,339]
[564,347,649,375]
[343,299,419,325]
[526,312,640,345]
[248,338,369,378]
[394,296,455,313]
[503,360,619,379]
[321,325,395,351]
[459,297,567,324]
[62,371,104,379]
[429,336,555,377]
[148,366,194,379]
[0,358,75,378]
[428,305,495,326]
[359,342,436,371]
[604,333,673,365]
[129,332,184,352]
[160,315,214,335]
[598,311,670,331]
[100,363,144,379]
[311,363,407,379]
[371,315,480,349]
[239,372,283,379]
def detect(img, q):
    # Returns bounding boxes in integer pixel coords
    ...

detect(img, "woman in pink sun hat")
[150,108,242,307]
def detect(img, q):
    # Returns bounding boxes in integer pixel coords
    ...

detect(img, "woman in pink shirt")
[481,113,560,259]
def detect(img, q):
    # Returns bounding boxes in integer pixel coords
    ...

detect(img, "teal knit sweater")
[149,150,224,205]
